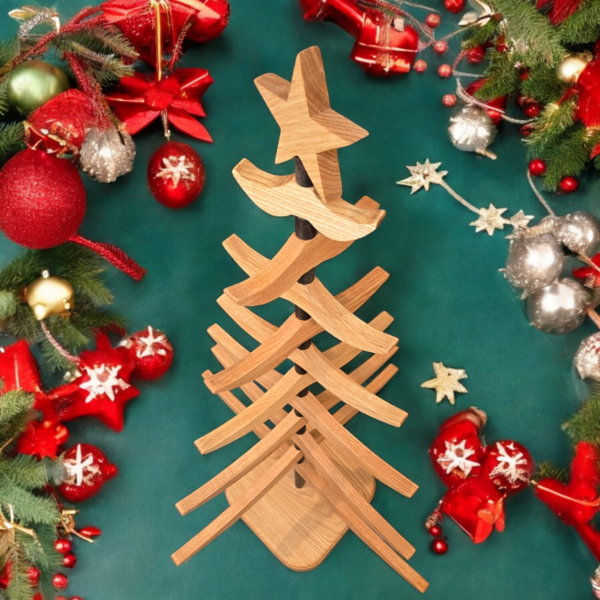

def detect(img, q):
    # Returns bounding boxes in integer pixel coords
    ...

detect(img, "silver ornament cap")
[79,127,136,183]
[504,232,565,297]
[527,278,591,334]
[575,333,600,381]
[448,105,497,159]
[554,211,600,255]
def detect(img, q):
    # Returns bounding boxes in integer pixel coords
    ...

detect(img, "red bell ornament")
[123,326,174,379]
[57,443,118,502]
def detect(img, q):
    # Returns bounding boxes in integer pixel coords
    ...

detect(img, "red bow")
[105,68,213,142]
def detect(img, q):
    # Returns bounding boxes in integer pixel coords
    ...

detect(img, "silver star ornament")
[396,160,448,194]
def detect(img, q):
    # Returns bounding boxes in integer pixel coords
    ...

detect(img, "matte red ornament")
[54,539,72,555]
[27,566,40,586]
[425,13,441,28]
[467,46,486,64]
[58,443,118,502]
[62,553,77,569]
[465,78,507,126]
[431,538,448,554]
[124,326,174,379]
[559,176,579,193]
[437,64,452,78]
[433,41,448,55]
[524,103,541,118]
[442,94,457,107]
[413,60,427,73]
[0,150,86,249]
[52,573,69,590]
[147,142,205,209]
[528,159,547,176]
[444,0,465,13]
[16,420,69,460]
[480,440,534,495]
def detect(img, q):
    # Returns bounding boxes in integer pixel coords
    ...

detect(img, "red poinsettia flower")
[573,252,600,287]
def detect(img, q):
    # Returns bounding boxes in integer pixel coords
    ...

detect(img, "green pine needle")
[0,122,25,164]
[476,50,521,100]
[563,389,600,446]
[559,0,600,45]
[526,99,577,154]
[534,461,569,484]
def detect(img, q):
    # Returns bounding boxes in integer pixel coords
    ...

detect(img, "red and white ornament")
[123,326,174,380]
[413,60,428,73]
[438,64,452,78]
[444,0,465,13]
[481,440,534,495]
[442,94,457,107]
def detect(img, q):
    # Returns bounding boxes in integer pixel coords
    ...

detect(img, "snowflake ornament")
[437,439,481,477]
[63,444,100,486]
[488,442,531,485]
[156,154,197,187]
[80,363,131,403]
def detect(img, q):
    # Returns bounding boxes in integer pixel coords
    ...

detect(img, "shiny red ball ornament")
[438,64,452,78]
[78,526,102,539]
[517,94,536,108]
[528,159,547,176]
[425,13,441,28]
[444,0,465,13]
[27,566,40,586]
[433,40,448,55]
[467,46,486,64]
[520,124,535,137]
[54,539,72,555]
[442,94,457,107]
[481,440,534,495]
[559,176,579,193]
[58,444,118,502]
[413,59,427,73]
[524,103,541,118]
[0,150,86,249]
[428,525,443,537]
[125,326,174,380]
[52,573,69,590]
[147,141,205,209]
[62,553,77,569]
[431,538,448,554]
[69,597,84,600]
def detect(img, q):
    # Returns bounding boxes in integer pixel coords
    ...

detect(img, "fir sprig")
[0,122,25,165]
[475,50,521,100]
[563,389,600,447]
[526,99,577,153]
[534,461,569,484]
[559,0,600,45]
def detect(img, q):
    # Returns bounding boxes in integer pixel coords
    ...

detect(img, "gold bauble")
[25,270,74,320]
[557,52,593,84]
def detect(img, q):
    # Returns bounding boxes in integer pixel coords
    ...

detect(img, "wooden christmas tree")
[172,46,428,593]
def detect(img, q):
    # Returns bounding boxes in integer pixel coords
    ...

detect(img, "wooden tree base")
[225,438,375,571]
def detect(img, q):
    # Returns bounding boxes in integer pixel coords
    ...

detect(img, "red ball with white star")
[413,59,427,73]
[481,440,534,495]
[438,64,452,78]
[58,443,118,502]
[442,94,457,107]
[124,326,174,381]
[147,141,206,209]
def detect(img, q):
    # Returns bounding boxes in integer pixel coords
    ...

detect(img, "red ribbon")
[536,0,584,24]
[105,69,213,142]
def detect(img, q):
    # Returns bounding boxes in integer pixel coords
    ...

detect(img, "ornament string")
[0,505,37,539]
[40,321,81,366]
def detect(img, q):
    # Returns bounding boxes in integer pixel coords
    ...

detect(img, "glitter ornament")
[554,212,600,255]
[480,441,534,495]
[79,127,136,183]
[442,94,457,107]
[147,141,205,209]
[433,41,448,55]
[448,105,497,158]
[524,103,541,118]
[27,567,40,585]
[7,60,69,115]
[559,175,579,193]
[414,59,427,73]
[124,326,174,380]
[25,271,74,321]
[575,333,600,381]
[0,149,86,249]
[467,46,486,64]
[504,233,564,297]
[444,0,465,13]
[528,158,547,176]
[438,64,452,78]
[52,573,68,590]
[527,278,591,334]
[425,13,441,28]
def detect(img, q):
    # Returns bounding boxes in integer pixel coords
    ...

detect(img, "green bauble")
[7,60,69,115]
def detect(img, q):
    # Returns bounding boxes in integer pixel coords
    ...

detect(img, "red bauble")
[520,124,535,137]
[559,176,579,193]
[444,0,465,13]
[428,524,443,537]
[16,420,69,460]
[465,78,507,126]
[529,159,547,176]
[147,142,205,209]
[58,443,118,502]
[480,440,534,495]
[124,326,174,380]
[431,538,448,554]
[413,60,427,73]
[425,13,441,28]
[433,41,448,55]
[442,94,457,107]
[524,103,541,118]
[62,553,77,569]
[437,64,452,78]
[27,566,40,586]
[52,573,69,590]
[54,539,72,555]
[0,150,86,249]
[467,46,486,64]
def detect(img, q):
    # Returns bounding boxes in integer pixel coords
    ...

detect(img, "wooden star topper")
[254,46,368,204]
[421,362,468,405]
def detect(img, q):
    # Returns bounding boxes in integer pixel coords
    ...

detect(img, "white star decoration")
[437,440,481,477]
[63,444,99,486]
[489,442,530,484]
[396,160,448,194]
[136,326,168,358]
[156,155,196,187]
[80,364,131,404]
[421,362,468,405]
[470,204,509,236]
[509,209,534,229]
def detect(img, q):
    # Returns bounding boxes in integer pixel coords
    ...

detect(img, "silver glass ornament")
[448,105,497,159]
[79,127,136,183]
[504,233,564,297]
[527,278,591,334]
[575,333,600,381]
[554,211,600,255]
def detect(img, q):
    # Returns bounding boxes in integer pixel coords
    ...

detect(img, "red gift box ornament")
[427,408,533,549]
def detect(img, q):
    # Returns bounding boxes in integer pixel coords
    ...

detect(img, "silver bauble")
[527,278,591,334]
[554,211,600,255]
[79,127,136,183]
[574,333,600,381]
[448,105,497,158]
[504,233,564,296]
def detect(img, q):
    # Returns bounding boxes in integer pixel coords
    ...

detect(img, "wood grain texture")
[224,198,378,307]
[233,159,384,242]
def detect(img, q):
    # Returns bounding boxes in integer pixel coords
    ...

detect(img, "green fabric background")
[1,1,598,598]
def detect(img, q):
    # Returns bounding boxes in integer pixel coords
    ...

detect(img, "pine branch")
[525,98,577,153]
[476,50,521,100]
[534,461,569,484]
[461,19,499,49]
[559,0,600,45]
[563,389,600,446]
[0,480,58,527]
[520,63,568,104]
[0,122,25,165]
[0,456,48,491]
[0,392,34,441]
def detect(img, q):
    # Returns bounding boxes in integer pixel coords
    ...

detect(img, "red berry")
[428,525,443,537]
[431,538,449,554]
[433,41,448,55]
[528,159,547,176]
[520,70,530,81]
[467,46,485,64]
[520,124,535,137]
[444,0,465,13]
[63,553,77,569]
[54,539,72,555]
[524,104,541,118]
[52,573,69,590]
[559,176,579,193]
[413,59,427,73]
[425,13,441,28]
[78,526,102,539]
[442,94,457,107]
[438,64,452,78]
[27,566,40,586]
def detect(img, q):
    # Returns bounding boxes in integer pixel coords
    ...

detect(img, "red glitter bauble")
[62,553,77,569]
[444,0,465,13]
[54,539,72,555]
[147,141,205,209]
[125,326,174,381]
[425,13,441,28]
[428,525,443,537]
[438,64,452,78]
[559,176,579,193]
[433,40,448,55]
[467,46,486,64]
[27,567,40,586]
[0,150,86,249]
[529,159,547,176]
[413,59,427,73]
[431,538,448,554]
[524,103,541,118]
[52,573,69,590]
[442,94,457,107]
